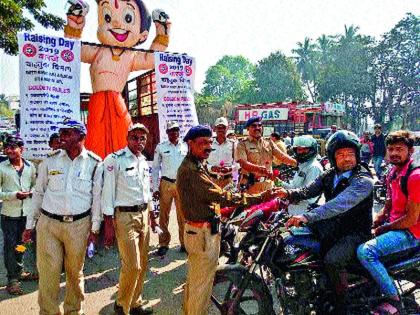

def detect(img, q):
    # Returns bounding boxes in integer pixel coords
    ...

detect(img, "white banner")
[154,52,199,141]
[18,32,81,159]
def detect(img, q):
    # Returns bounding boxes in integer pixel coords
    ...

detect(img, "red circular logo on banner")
[22,44,37,57]
[158,63,168,74]
[61,50,74,62]
[185,66,193,76]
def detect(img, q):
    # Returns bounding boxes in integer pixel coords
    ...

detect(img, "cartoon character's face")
[97,0,148,47]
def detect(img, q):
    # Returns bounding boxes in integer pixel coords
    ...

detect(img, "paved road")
[0,209,189,315]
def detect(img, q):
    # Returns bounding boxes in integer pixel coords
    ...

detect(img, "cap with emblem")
[128,123,149,134]
[245,116,262,128]
[4,135,24,147]
[183,125,212,142]
[214,117,228,127]
[166,121,180,130]
[59,119,87,135]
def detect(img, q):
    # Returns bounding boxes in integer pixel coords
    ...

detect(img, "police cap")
[183,125,212,142]
[245,116,262,128]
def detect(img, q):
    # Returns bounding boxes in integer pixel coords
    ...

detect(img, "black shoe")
[114,302,125,315]
[130,306,153,315]
[155,246,169,256]
[179,246,186,253]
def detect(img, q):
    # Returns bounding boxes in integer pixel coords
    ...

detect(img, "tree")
[292,37,317,102]
[0,0,64,55]
[253,51,305,103]
[201,55,255,107]
[0,94,14,118]
[372,13,420,130]
[314,25,375,131]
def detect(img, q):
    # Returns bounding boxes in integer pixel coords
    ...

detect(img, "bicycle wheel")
[210,264,275,315]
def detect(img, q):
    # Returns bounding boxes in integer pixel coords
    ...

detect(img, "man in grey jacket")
[277,131,374,314]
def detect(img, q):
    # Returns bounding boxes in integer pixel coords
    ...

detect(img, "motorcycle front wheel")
[210,264,275,315]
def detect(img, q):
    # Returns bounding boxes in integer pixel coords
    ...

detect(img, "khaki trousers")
[115,210,150,315]
[36,213,90,315]
[158,179,185,247]
[183,224,220,315]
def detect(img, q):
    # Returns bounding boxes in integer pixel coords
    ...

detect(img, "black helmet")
[292,135,318,163]
[326,130,361,168]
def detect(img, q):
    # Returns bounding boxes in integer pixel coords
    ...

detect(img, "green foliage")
[0,94,14,118]
[0,0,64,55]
[254,51,305,103]
[201,55,255,107]
[371,13,420,130]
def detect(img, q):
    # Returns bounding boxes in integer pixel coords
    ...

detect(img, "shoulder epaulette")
[47,150,61,158]
[112,149,126,158]
[87,151,101,162]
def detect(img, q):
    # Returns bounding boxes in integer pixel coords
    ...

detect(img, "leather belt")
[209,173,233,180]
[186,220,211,228]
[161,176,176,183]
[117,204,148,212]
[41,209,91,223]
[242,173,270,182]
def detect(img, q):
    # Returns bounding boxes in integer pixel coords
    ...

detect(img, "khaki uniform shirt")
[236,136,291,176]
[27,148,103,230]
[177,154,269,222]
[0,159,36,217]
[102,147,152,216]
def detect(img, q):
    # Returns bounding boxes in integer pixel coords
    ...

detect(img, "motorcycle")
[373,163,392,205]
[211,211,420,315]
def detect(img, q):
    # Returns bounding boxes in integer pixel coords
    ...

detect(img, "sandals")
[6,281,24,295]
[19,271,39,281]
[372,299,401,315]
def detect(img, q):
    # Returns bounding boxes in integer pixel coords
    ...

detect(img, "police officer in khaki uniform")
[236,116,297,194]
[207,117,238,189]
[23,119,103,315]
[177,125,285,315]
[102,123,155,315]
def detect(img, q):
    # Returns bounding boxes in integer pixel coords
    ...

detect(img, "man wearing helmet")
[281,135,323,214]
[277,130,374,314]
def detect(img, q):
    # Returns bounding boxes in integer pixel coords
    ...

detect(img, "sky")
[0,0,419,96]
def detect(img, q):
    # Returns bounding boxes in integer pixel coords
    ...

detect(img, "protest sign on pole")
[154,52,199,141]
[18,32,81,159]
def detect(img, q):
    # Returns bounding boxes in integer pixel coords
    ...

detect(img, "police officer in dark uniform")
[177,125,284,315]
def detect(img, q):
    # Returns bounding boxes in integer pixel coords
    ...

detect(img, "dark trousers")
[285,228,367,293]
[1,215,26,283]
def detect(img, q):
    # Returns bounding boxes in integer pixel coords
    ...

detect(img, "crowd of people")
[0,116,419,315]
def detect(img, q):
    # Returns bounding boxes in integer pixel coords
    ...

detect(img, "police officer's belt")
[161,176,176,183]
[116,204,148,212]
[209,173,232,180]
[41,209,91,223]
[242,173,269,182]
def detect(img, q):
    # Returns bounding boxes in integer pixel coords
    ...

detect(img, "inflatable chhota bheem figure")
[64,0,171,158]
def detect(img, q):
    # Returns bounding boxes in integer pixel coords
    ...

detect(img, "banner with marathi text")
[154,52,199,141]
[18,32,81,159]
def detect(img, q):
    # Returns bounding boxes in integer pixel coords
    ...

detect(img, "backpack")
[400,161,420,197]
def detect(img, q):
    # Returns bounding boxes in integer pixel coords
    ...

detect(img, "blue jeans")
[372,156,384,178]
[357,230,420,297]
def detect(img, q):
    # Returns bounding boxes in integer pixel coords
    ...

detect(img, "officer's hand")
[273,187,288,199]
[88,231,99,245]
[211,166,221,173]
[153,191,160,200]
[16,191,31,200]
[285,215,308,228]
[22,229,33,243]
[103,215,115,249]
[220,166,232,174]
